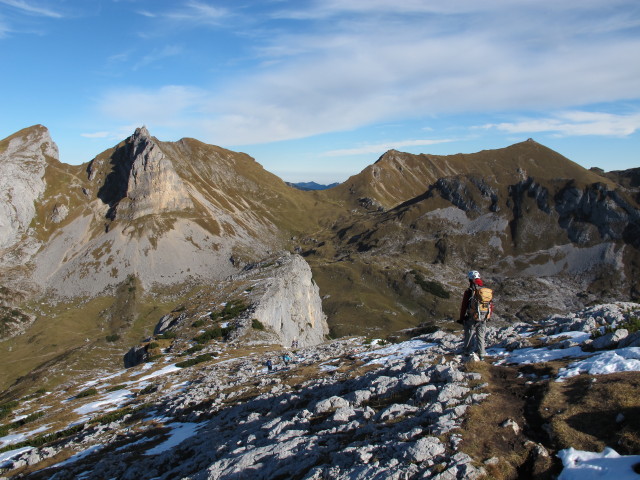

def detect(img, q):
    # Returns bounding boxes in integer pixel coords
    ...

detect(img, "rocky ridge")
[1,302,639,479]
[0,126,54,257]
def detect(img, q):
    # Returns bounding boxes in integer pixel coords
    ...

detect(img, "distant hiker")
[282,353,292,366]
[266,359,273,372]
[458,270,493,360]
[291,338,299,349]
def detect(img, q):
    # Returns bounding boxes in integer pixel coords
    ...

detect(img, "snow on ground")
[74,389,134,415]
[543,331,591,343]
[144,422,200,456]
[0,425,49,447]
[356,339,436,366]
[135,364,182,383]
[0,447,34,468]
[557,347,640,381]
[490,345,593,365]
[558,447,640,480]
[55,444,104,467]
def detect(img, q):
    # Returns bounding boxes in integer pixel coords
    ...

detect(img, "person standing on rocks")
[458,270,493,360]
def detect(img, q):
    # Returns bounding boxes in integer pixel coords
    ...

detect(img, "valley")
[0,125,639,478]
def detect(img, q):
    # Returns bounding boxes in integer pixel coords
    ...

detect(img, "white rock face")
[0,125,56,250]
[115,127,193,220]
[250,254,329,347]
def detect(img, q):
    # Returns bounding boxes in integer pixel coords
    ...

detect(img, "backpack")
[468,286,493,322]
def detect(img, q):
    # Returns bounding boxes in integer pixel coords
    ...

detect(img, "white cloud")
[133,45,183,70]
[94,1,640,147]
[80,131,110,139]
[163,1,229,25]
[322,139,455,157]
[97,85,207,127]
[0,0,62,18]
[483,111,640,137]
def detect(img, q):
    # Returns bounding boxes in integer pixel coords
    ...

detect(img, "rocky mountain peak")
[0,125,58,250]
[95,127,193,221]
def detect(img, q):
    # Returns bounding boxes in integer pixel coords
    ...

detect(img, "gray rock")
[313,395,350,415]
[619,331,640,348]
[414,384,438,402]
[377,403,418,422]
[436,383,470,405]
[592,328,628,350]
[123,345,148,368]
[404,437,445,462]
[400,372,430,388]
[346,389,372,406]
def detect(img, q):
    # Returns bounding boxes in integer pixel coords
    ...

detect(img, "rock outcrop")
[92,127,193,221]
[0,125,55,251]
[247,253,329,348]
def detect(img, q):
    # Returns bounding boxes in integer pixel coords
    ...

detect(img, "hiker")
[458,270,493,360]
[291,338,299,349]
[282,353,292,366]
[266,358,273,372]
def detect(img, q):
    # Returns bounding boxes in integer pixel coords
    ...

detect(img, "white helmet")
[468,270,481,280]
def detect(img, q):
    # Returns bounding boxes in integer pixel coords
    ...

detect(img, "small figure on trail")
[458,270,493,360]
[282,353,292,366]
[266,358,273,372]
[291,338,299,349]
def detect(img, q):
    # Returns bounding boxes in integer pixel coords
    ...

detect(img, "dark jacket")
[459,278,484,322]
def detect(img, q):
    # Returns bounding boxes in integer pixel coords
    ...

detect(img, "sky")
[0,0,639,183]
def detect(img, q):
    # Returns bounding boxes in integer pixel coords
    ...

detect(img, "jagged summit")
[90,126,193,221]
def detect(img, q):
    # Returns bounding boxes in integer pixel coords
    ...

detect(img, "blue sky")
[1,0,639,183]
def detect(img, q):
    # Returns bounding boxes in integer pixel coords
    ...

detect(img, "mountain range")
[0,125,639,392]
[1,124,640,478]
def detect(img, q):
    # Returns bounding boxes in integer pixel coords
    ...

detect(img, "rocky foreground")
[1,302,640,479]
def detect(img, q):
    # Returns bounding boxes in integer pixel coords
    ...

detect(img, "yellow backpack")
[469,286,493,321]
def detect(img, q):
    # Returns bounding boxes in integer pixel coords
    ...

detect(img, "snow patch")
[144,422,200,456]
[558,447,640,480]
[357,340,435,366]
[491,345,592,365]
[557,347,640,381]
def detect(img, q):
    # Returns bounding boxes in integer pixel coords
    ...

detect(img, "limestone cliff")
[0,125,55,251]
[247,253,329,348]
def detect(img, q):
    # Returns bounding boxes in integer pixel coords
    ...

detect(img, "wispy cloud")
[482,111,640,137]
[80,131,110,139]
[96,1,640,147]
[133,45,183,70]
[0,0,63,18]
[322,139,455,157]
[151,1,229,25]
[97,85,207,128]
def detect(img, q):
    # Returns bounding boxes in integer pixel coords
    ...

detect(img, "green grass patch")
[0,424,85,453]
[106,384,127,392]
[210,299,250,321]
[181,344,205,356]
[191,319,207,328]
[194,326,233,344]
[75,388,98,399]
[176,353,215,368]
[157,331,176,340]
[251,318,265,330]
[410,271,450,299]
[138,384,157,396]
[105,334,120,342]
[0,400,19,420]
